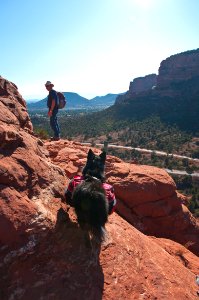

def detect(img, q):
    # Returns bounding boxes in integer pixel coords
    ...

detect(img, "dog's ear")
[87,149,95,160]
[99,151,106,163]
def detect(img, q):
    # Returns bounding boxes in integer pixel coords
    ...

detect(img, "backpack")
[57,92,66,109]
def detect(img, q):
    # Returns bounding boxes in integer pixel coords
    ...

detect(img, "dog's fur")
[82,149,106,182]
[73,149,109,242]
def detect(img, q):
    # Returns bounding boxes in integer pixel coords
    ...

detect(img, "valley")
[28,48,199,218]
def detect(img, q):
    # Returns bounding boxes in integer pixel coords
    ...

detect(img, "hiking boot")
[50,137,60,141]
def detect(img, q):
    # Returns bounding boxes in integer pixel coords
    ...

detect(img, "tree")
[182,158,189,168]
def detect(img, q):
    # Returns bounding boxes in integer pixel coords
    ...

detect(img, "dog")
[65,149,116,244]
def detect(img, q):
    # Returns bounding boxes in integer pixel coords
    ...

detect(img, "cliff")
[157,48,199,88]
[0,76,67,247]
[110,49,199,133]
[0,76,199,299]
[115,74,157,104]
[46,140,199,256]
[116,49,199,104]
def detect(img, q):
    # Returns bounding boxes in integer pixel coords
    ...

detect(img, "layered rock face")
[1,76,199,299]
[106,161,199,256]
[115,74,157,104]
[0,76,67,248]
[157,48,199,88]
[2,210,199,300]
[116,48,199,104]
[129,74,157,94]
[47,141,199,256]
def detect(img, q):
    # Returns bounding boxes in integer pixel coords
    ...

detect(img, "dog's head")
[82,149,106,181]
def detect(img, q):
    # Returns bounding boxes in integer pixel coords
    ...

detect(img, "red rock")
[151,236,199,275]
[46,140,199,256]
[0,77,32,132]
[157,49,199,88]
[1,213,199,299]
[116,74,157,104]
[1,76,199,299]
[0,187,38,245]
[0,77,67,248]
[116,49,199,105]
[106,163,176,206]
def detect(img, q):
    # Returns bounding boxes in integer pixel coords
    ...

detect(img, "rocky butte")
[115,48,199,103]
[115,74,157,104]
[0,76,199,299]
[157,48,199,88]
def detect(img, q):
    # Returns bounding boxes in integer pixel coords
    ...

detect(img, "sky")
[1,0,199,100]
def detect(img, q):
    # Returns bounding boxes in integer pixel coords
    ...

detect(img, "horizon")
[26,91,122,102]
[1,0,199,100]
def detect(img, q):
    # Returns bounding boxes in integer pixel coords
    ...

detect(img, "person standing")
[45,81,60,141]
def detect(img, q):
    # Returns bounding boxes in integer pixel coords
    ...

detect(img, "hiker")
[45,81,60,141]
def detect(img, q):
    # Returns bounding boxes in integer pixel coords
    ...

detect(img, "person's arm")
[48,99,56,116]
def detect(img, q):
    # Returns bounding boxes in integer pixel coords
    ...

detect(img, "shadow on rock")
[52,207,105,300]
[0,207,104,300]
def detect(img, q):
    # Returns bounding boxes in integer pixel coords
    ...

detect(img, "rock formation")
[115,74,157,104]
[0,76,67,248]
[115,48,199,104]
[0,76,199,299]
[129,74,157,93]
[157,48,199,88]
[106,161,199,256]
[47,140,199,256]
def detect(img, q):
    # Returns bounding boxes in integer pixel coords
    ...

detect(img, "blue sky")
[1,0,199,100]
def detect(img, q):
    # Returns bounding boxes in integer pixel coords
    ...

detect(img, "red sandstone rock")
[0,77,67,248]
[115,49,199,105]
[116,74,157,104]
[46,140,199,256]
[157,49,199,88]
[150,236,199,275]
[1,212,199,299]
[0,77,32,132]
[1,76,199,299]
[129,74,157,94]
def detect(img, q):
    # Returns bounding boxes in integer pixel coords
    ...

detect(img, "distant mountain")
[89,93,123,107]
[27,97,48,109]
[27,92,89,110]
[26,99,40,103]
[63,92,89,108]
[27,92,121,110]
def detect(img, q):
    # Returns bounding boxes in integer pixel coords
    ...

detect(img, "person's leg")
[50,109,60,138]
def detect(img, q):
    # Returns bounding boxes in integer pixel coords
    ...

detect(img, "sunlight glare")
[133,0,155,9]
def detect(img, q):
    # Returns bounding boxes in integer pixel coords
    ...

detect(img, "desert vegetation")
[30,110,199,217]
